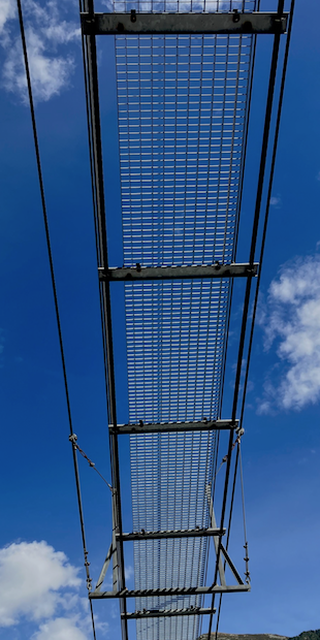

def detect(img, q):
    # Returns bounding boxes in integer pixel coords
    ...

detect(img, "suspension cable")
[214,1,296,636]
[206,3,287,638]
[239,0,296,431]
[16,1,96,637]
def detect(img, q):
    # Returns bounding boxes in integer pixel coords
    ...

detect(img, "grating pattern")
[115,25,255,640]
[111,1,257,15]
[131,430,216,640]
[117,34,253,267]
[125,280,230,423]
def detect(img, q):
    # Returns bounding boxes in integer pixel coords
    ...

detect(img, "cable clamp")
[86,577,93,592]
[69,433,78,444]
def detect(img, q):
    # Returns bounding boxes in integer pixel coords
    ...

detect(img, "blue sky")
[0,0,320,639]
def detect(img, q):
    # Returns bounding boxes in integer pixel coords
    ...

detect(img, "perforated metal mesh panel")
[131,430,216,639]
[125,280,230,423]
[117,34,253,267]
[115,26,256,640]
[112,0,257,15]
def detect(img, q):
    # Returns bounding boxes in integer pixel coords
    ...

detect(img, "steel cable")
[213,1,296,637]
[80,1,129,638]
[238,0,296,432]
[16,0,96,636]
[206,3,285,638]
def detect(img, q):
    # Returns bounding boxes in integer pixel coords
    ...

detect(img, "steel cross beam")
[122,607,216,620]
[111,419,238,435]
[99,263,258,282]
[81,12,288,36]
[117,527,226,541]
[90,584,250,599]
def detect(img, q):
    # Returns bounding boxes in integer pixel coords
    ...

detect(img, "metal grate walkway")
[115,27,255,640]
[111,1,257,15]
[78,1,292,639]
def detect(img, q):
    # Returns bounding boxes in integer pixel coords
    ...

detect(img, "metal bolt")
[233,9,240,23]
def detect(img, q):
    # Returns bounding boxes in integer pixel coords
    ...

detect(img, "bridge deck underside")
[114,21,255,640]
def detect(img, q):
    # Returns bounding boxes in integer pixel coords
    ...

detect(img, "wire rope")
[238,0,296,432]
[213,1,296,637]
[16,0,96,637]
[80,2,129,639]
[206,3,285,638]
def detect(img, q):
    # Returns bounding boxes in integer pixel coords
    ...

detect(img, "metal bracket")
[111,419,238,435]
[94,499,120,593]
[205,484,244,586]
[122,607,216,619]
[81,12,288,36]
[91,442,248,607]
[94,541,115,592]
[90,584,250,599]
[117,527,226,541]
[99,263,258,282]
[205,485,226,587]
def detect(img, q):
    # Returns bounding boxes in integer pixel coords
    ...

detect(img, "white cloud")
[0,541,110,638]
[0,541,80,627]
[1,0,80,103]
[0,0,15,34]
[125,564,134,581]
[32,616,89,640]
[269,195,281,208]
[259,253,320,411]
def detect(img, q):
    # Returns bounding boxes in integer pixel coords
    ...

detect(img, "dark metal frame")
[118,528,226,541]
[81,1,129,637]
[111,419,238,434]
[123,608,216,620]
[91,585,249,599]
[81,11,288,36]
[79,1,290,638]
[99,263,258,282]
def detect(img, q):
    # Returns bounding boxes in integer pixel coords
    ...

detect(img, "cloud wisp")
[258,253,320,413]
[0,540,81,627]
[0,0,80,103]
[269,195,282,209]
[32,617,89,640]
[0,0,16,36]
[0,540,103,639]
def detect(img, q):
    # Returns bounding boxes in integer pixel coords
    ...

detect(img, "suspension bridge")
[17,0,295,638]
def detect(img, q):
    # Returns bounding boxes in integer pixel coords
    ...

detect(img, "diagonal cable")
[16,1,96,637]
